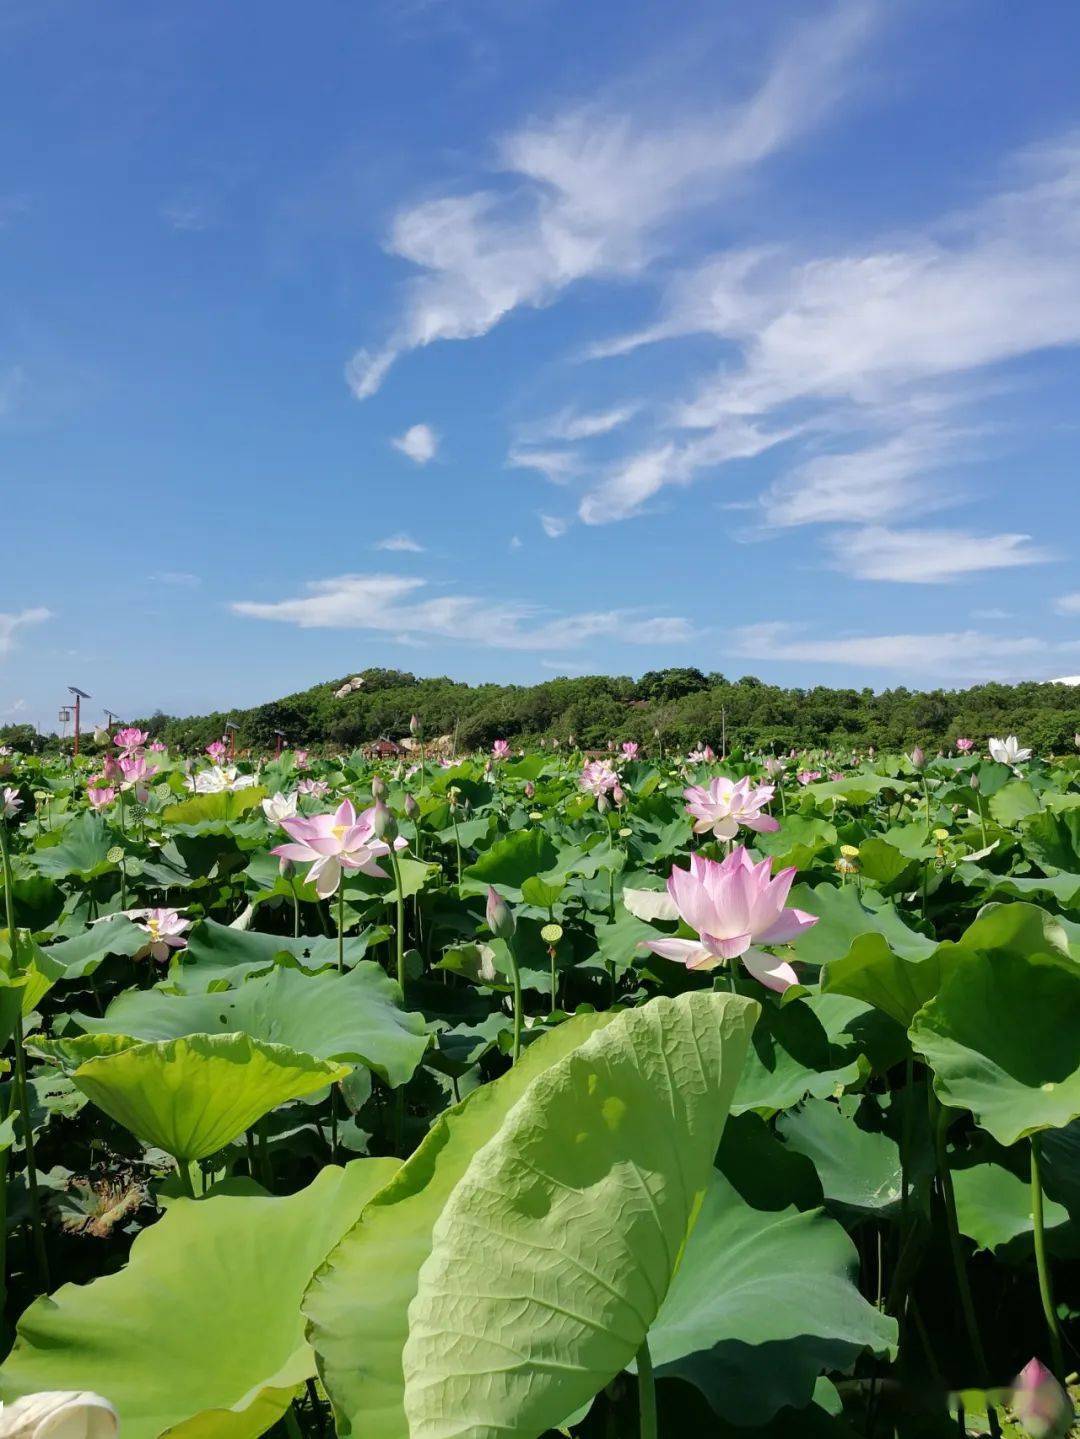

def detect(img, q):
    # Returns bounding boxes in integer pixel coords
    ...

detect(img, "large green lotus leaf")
[74,963,428,1087]
[854,837,919,892]
[345,857,437,905]
[161,789,266,827]
[1,1158,399,1439]
[953,1159,1070,1256]
[39,914,149,980]
[823,902,1077,1028]
[960,870,1080,909]
[646,1172,897,1424]
[459,827,558,899]
[402,991,759,1439]
[732,992,869,1115]
[751,816,838,872]
[1022,810,1080,874]
[802,773,912,805]
[168,918,393,993]
[35,1033,349,1161]
[31,811,114,880]
[788,883,935,968]
[777,1098,904,1216]
[304,1010,617,1439]
[988,779,1041,827]
[910,949,1080,1145]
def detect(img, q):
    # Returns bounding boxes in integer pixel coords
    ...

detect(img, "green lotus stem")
[174,1157,195,1200]
[505,935,523,1065]
[284,1404,304,1439]
[337,883,345,974]
[1,822,50,1291]
[388,848,406,991]
[290,876,300,938]
[1030,1133,1065,1378]
[899,1054,914,1236]
[636,1334,657,1439]
[0,1088,8,1319]
[929,1091,992,1392]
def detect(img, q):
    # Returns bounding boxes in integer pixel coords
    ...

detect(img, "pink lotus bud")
[612,784,626,807]
[1012,1359,1072,1439]
[404,793,419,819]
[597,793,610,814]
[524,780,535,799]
[371,774,386,799]
[970,772,981,791]
[485,886,515,941]
[279,856,294,878]
[410,714,421,736]
[910,746,926,770]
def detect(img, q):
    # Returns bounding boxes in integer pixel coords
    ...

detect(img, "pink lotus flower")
[150,740,167,752]
[2,786,22,819]
[828,771,843,782]
[297,777,329,798]
[113,727,149,752]
[492,739,511,760]
[580,759,618,797]
[641,849,817,991]
[797,769,822,786]
[683,776,779,842]
[764,757,786,777]
[294,749,309,768]
[621,741,640,760]
[87,780,117,810]
[271,798,407,899]
[205,740,228,763]
[955,737,974,753]
[687,745,715,764]
[119,752,158,787]
[125,907,189,963]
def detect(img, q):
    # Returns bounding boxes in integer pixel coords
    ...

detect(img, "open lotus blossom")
[683,776,779,841]
[124,907,189,963]
[293,749,309,768]
[640,848,817,991]
[262,791,298,825]
[687,745,715,764]
[185,764,257,795]
[989,734,1032,766]
[149,740,167,752]
[2,786,22,819]
[205,740,228,763]
[764,756,786,777]
[579,759,618,797]
[491,739,511,760]
[621,741,639,760]
[297,776,330,797]
[955,737,974,752]
[271,798,407,898]
[112,727,149,752]
[0,1391,119,1439]
[86,780,117,811]
[796,769,822,785]
[118,753,158,788]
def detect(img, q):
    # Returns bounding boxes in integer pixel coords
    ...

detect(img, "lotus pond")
[0,731,1079,1439]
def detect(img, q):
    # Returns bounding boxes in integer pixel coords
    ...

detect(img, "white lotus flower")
[184,765,257,794]
[261,790,298,825]
[988,735,1032,766]
[0,1392,118,1439]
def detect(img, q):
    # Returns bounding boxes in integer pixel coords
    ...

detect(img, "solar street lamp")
[68,686,91,757]
[224,721,239,761]
[273,729,286,758]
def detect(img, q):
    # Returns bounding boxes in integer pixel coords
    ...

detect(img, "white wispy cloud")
[150,571,201,587]
[829,526,1053,583]
[730,621,1049,677]
[375,533,426,553]
[522,403,641,443]
[581,133,1080,532]
[232,574,691,651]
[0,607,51,657]
[539,514,569,539]
[1054,592,1080,615]
[391,423,438,464]
[507,447,583,484]
[344,3,874,398]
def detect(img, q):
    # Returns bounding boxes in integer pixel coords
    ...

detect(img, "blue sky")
[3,0,1080,730]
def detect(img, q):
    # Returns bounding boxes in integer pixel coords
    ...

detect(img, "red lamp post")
[68,687,91,757]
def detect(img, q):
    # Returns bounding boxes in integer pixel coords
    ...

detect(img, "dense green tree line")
[5,667,1077,757]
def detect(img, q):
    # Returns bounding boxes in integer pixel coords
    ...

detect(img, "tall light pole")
[68,687,91,758]
[274,729,285,758]
[225,721,239,762]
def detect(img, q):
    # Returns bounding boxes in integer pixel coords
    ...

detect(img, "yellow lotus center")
[332,824,347,840]
[147,919,161,938]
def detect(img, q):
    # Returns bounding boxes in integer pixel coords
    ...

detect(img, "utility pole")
[273,729,285,758]
[68,686,91,758]
[225,721,239,761]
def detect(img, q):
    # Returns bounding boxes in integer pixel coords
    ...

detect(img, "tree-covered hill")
[107,667,1080,756]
